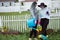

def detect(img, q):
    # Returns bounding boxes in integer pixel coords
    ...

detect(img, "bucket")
[27,18,36,28]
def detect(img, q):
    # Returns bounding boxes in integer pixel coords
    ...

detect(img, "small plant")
[2,26,7,32]
[36,25,42,32]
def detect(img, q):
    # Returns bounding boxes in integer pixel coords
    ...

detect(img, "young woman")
[38,3,50,40]
[29,2,38,40]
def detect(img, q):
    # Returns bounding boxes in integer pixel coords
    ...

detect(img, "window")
[2,3,4,6]
[10,2,11,6]
[21,2,24,6]
[15,0,18,2]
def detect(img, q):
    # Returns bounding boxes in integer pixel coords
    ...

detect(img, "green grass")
[0,31,60,40]
[0,11,30,16]
[48,30,60,40]
[0,33,29,40]
[0,11,60,40]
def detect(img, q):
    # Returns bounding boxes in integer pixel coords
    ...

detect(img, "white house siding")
[0,0,60,12]
[0,2,15,7]
[14,2,20,6]
[10,2,15,6]
[0,2,20,12]
[20,2,32,11]
[51,1,60,9]
[0,2,2,6]
[20,0,51,11]
[0,6,20,12]
[20,0,60,11]
[3,2,10,7]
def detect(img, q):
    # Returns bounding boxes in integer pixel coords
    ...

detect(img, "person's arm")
[38,17,40,24]
[45,8,50,19]
[46,8,50,16]
[46,11,49,15]
[30,9,35,18]
[38,10,41,24]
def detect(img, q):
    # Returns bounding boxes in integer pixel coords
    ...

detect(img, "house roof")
[22,0,38,2]
[0,0,16,2]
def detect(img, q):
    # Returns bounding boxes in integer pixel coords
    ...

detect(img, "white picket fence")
[0,15,60,33]
[0,15,30,33]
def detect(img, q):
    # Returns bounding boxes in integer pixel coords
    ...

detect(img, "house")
[20,0,60,14]
[0,0,60,12]
[0,0,17,7]
[0,0,20,12]
[20,0,51,11]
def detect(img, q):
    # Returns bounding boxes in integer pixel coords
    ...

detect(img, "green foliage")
[0,31,60,40]
[21,2,24,6]
[0,11,30,16]
[15,0,18,2]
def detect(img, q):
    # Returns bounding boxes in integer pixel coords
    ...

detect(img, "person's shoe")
[38,35,41,38]
[46,35,48,37]
[29,38,32,40]
[34,38,38,40]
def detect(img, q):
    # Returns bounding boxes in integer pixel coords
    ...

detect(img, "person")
[29,2,38,40]
[38,3,50,40]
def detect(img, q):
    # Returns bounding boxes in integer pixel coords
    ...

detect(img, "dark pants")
[29,20,38,38]
[40,18,49,36]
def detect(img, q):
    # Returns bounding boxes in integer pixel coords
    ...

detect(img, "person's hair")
[31,2,37,9]
[38,3,47,8]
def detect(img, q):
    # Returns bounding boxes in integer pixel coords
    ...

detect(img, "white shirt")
[39,7,50,19]
[30,8,38,19]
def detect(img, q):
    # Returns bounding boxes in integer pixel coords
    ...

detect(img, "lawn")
[0,11,30,16]
[48,30,60,40]
[0,30,60,40]
[0,11,60,40]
